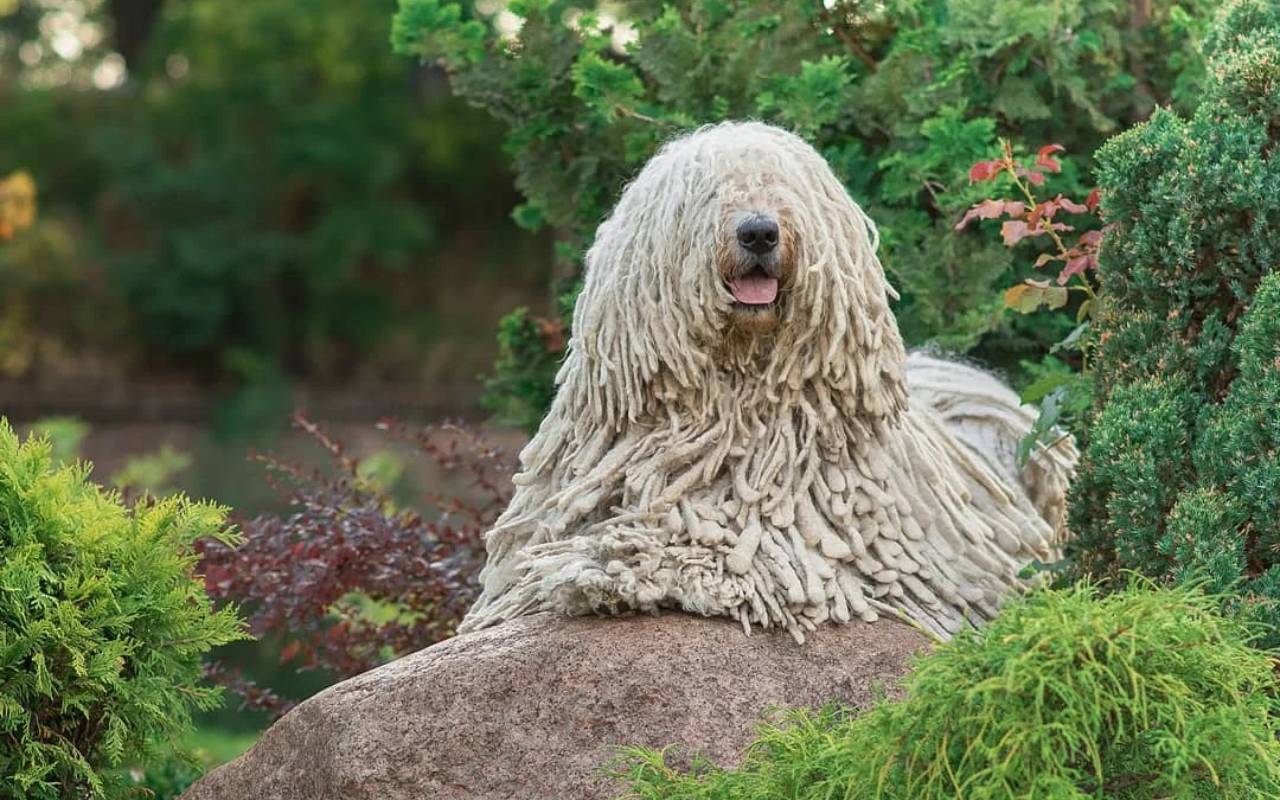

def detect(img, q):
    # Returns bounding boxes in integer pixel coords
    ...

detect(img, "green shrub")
[0,420,246,799]
[394,0,1215,426]
[481,306,566,432]
[1067,0,1280,642]
[616,582,1280,799]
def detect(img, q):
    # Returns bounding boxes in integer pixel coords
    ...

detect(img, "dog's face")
[579,122,900,362]
[717,202,797,333]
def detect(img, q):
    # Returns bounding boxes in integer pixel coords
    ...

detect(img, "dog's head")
[568,121,906,420]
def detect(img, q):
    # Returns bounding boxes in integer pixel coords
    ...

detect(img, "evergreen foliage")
[616,582,1280,799]
[1067,0,1280,642]
[0,420,246,799]
[482,306,566,431]
[394,0,1214,427]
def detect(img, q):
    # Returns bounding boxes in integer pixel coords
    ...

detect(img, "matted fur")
[461,122,1077,641]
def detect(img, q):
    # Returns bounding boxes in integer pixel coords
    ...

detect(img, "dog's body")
[461,122,1076,640]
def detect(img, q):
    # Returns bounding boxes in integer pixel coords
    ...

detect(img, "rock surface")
[183,612,930,800]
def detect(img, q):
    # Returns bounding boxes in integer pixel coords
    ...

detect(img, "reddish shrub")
[199,413,513,717]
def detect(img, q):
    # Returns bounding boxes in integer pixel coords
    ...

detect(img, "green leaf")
[1017,385,1063,466]
[1020,371,1075,405]
[391,0,486,64]
[511,202,546,232]
[571,52,645,123]
[755,56,853,137]
[1050,321,1090,354]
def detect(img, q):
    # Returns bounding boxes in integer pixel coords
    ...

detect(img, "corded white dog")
[461,122,1077,641]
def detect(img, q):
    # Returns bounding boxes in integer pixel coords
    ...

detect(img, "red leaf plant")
[959,139,1112,318]
[198,413,513,718]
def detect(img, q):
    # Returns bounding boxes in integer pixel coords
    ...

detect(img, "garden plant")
[199,414,507,718]
[955,140,1107,457]
[0,421,246,799]
[1067,0,1280,642]
[617,582,1280,799]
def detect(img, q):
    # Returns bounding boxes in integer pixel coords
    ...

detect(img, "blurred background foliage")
[0,0,550,418]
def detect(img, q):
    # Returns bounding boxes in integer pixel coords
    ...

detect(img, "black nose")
[737,217,779,255]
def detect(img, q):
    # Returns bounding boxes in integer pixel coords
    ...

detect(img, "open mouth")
[729,266,780,307]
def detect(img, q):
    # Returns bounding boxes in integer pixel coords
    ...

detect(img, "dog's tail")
[904,352,1079,545]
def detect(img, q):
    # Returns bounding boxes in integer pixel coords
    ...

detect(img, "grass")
[181,727,260,766]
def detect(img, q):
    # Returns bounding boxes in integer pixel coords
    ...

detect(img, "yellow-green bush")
[0,420,245,799]
[618,582,1280,799]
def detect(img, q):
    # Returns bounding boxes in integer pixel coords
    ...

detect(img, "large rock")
[184,612,929,800]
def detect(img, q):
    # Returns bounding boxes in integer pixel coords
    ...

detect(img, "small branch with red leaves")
[958,140,1111,321]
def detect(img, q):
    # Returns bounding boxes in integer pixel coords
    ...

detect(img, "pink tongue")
[730,275,779,305]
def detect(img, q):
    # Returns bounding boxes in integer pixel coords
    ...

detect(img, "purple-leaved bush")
[199,413,513,717]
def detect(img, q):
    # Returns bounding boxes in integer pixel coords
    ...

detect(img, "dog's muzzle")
[729,215,781,306]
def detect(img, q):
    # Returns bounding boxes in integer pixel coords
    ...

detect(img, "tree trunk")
[107,0,166,69]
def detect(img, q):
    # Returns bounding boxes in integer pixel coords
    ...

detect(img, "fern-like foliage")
[616,582,1280,799]
[0,420,247,799]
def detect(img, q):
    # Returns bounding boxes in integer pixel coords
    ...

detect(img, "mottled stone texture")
[183,613,929,800]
